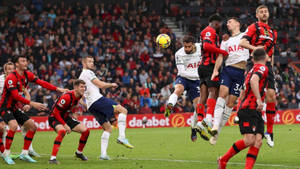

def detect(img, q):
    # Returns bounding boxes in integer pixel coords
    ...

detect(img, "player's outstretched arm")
[92,78,118,89]
[211,54,223,80]
[239,38,257,51]
[203,42,228,56]
[250,74,263,111]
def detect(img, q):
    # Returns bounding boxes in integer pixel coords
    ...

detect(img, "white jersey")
[0,74,5,98]
[220,33,249,66]
[175,43,201,80]
[79,69,103,108]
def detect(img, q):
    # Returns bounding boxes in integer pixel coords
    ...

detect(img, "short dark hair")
[256,5,268,13]
[73,79,86,87]
[82,55,94,60]
[227,17,241,24]
[183,35,195,43]
[209,14,222,23]
[13,55,27,63]
[253,48,267,61]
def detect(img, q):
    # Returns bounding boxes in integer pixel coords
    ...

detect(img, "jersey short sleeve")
[25,71,36,82]
[85,70,97,82]
[175,52,184,65]
[55,94,72,111]
[202,29,216,44]
[5,74,18,91]
[254,65,268,79]
[242,24,256,42]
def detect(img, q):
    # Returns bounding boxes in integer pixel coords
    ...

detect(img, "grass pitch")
[2,124,300,169]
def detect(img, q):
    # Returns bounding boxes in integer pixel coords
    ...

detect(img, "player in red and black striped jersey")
[218,48,268,169]
[239,5,277,147]
[48,79,90,164]
[0,56,67,164]
[196,14,229,140]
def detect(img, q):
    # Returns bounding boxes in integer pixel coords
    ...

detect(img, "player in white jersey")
[0,62,40,157]
[209,17,249,145]
[79,56,133,160]
[164,35,210,141]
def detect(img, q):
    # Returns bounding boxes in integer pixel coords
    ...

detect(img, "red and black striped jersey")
[50,90,81,125]
[243,22,277,58]
[200,26,220,65]
[240,63,268,110]
[0,70,57,110]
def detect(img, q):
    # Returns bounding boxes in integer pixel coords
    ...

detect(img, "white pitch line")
[36,153,300,168]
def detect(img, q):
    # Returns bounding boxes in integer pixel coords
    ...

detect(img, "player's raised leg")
[72,123,90,161]
[19,118,37,163]
[164,83,184,117]
[114,105,134,149]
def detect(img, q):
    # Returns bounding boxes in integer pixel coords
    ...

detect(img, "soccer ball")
[156,34,171,48]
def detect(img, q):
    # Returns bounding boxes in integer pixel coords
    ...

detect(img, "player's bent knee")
[8,121,18,131]
[244,134,255,146]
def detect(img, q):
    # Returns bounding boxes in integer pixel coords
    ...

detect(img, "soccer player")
[239,5,277,147]
[0,62,40,157]
[197,14,228,137]
[218,48,268,169]
[163,35,208,141]
[79,56,133,160]
[209,17,249,145]
[48,79,90,164]
[0,56,67,164]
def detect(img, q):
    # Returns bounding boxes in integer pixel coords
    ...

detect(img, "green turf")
[2,124,300,169]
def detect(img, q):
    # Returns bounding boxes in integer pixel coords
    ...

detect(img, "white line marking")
[37,153,300,168]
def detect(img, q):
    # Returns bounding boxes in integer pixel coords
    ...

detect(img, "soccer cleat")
[3,155,15,165]
[164,103,173,117]
[19,154,37,163]
[217,157,227,169]
[99,155,110,160]
[196,122,210,141]
[202,118,215,136]
[265,132,274,147]
[209,134,219,145]
[190,128,198,142]
[117,138,134,149]
[49,158,60,164]
[29,150,41,157]
[75,152,88,161]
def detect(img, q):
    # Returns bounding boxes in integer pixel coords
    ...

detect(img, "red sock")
[206,98,216,117]
[245,146,259,169]
[77,129,90,152]
[266,102,276,134]
[0,132,4,153]
[51,130,66,157]
[5,130,16,150]
[196,103,205,121]
[221,139,247,162]
[23,130,36,150]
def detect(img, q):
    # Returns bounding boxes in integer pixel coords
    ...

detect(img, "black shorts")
[198,64,219,88]
[48,116,80,130]
[0,108,30,126]
[245,61,275,90]
[238,109,264,135]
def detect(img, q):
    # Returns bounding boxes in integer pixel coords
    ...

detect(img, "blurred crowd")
[0,0,299,116]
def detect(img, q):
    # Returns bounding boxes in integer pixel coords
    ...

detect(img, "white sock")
[213,97,226,130]
[220,105,233,128]
[50,156,56,160]
[29,143,34,152]
[3,149,10,157]
[21,149,28,155]
[206,114,213,123]
[118,113,127,140]
[191,111,198,128]
[101,131,110,157]
[167,93,178,106]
